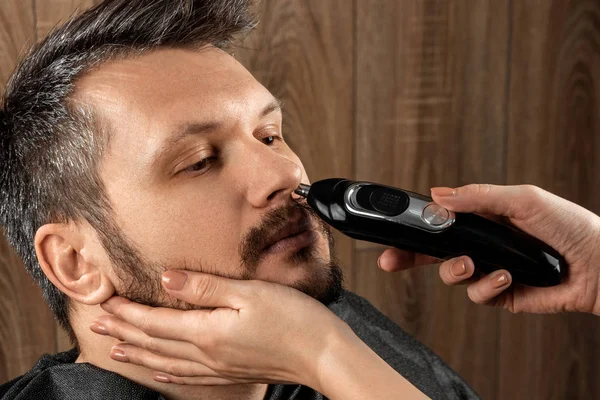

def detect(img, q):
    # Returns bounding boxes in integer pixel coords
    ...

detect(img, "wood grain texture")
[499,1,600,399]
[0,240,56,383]
[234,0,356,285]
[355,1,510,398]
[0,0,35,83]
[35,0,99,40]
[0,0,59,383]
[2,0,600,399]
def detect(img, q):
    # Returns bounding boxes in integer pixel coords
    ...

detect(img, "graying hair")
[0,0,255,344]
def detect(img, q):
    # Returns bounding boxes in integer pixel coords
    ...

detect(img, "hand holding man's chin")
[92,270,349,387]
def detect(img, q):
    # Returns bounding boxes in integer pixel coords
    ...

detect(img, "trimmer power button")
[421,204,451,226]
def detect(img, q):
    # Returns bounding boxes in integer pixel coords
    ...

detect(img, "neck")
[72,304,268,400]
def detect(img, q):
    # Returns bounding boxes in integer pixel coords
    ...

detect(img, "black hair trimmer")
[294,178,567,287]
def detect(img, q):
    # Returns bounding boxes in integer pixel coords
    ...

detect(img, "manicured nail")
[90,322,108,335]
[154,373,171,383]
[162,271,188,291]
[450,259,467,277]
[492,272,509,288]
[431,187,457,197]
[111,346,129,362]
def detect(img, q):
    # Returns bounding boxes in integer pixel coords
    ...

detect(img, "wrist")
[310,320,358,393]
[306,321,428,399]
[292,317,354,391]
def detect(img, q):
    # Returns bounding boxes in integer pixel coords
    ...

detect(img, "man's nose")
[242,144,303,209]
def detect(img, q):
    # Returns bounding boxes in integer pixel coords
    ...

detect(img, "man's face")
[77,47,342,306]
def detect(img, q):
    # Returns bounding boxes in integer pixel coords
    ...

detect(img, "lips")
[262,217,313,253]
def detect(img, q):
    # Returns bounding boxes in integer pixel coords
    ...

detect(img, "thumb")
[162,270,249,309]
[430,184,532,220]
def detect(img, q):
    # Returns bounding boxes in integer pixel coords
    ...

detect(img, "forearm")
[307,325,429,400]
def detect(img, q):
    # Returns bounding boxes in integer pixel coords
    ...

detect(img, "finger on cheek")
[440,257,474,285]
[467,270,512,304]
[162,271,188,291]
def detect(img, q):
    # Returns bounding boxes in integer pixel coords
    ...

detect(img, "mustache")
[239,197,330,269]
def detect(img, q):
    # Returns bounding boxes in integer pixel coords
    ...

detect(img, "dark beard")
[237,197,345,305]
[97,197,345,309]
[280,201,345,306]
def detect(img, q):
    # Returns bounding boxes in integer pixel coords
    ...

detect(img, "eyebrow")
[155,98,283,164]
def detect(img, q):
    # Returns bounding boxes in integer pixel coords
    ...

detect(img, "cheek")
[110,187,245,273]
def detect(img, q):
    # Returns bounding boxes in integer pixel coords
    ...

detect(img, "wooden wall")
[1,1,599,399]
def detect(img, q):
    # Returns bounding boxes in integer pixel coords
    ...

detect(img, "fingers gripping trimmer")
[295,178,567,287]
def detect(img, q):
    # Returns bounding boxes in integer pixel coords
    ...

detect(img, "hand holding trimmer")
[295,178,566,287]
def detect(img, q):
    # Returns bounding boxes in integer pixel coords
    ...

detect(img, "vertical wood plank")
[35,0,98,40]
[500,0,600,399]
[0,237,57,383]
[3,1,600,399]
[0,2,57,384]
[355,1,511,398]
[0,0,35,83]
[234,0,355,285]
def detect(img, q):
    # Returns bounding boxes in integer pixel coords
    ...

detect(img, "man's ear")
[34,223,115,305]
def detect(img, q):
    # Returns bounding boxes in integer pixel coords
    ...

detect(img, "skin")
[92,182,600,392]
[33,46,428,399]
[38,43,600,398]
[95,272,427,399]
[382,184,600,314]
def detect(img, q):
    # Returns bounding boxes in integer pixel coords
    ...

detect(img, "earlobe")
[35,223,114,305]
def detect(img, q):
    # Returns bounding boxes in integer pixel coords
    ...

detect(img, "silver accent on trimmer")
[294,183,311,198]
[344,182,455,233]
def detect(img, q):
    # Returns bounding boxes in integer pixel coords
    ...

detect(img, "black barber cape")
[1,291,480,400]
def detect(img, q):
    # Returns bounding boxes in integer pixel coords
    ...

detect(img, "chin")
[257,238,329,273]
[256,245,344,306]
[256,259,323,284]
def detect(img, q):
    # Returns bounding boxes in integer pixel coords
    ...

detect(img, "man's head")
[0,0,343,344]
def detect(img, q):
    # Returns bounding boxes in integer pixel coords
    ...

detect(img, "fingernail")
[492,272,509,288]
[431,187,457,197]
[162,271,188,291]
[377,256,383,270]
[154,373,171,383]
[111,346,129,362]
[90,322,108,335]
[450,259,467,276]
[101,302,113,313]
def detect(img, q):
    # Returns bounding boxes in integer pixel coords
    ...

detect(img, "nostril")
[267,190,280,201]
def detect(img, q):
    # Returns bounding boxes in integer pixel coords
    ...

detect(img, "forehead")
[74,46,272,135]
